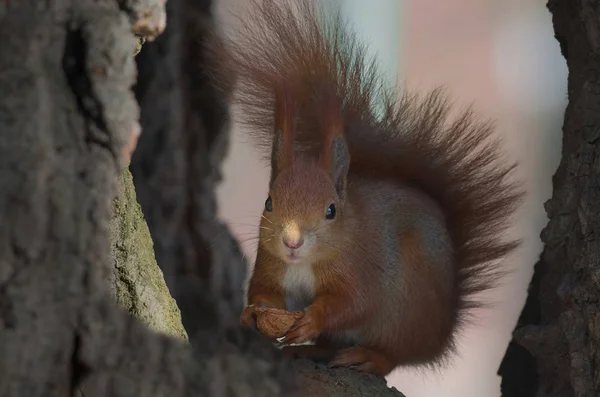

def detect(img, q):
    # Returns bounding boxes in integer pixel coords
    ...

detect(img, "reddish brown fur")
[329,346,395,376]
[215,0,525,374]
[385,229,454,362]
[318,87,344,170]
[273,84,297,171]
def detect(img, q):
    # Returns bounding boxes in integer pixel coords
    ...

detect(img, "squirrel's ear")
[319,90,349,199]
[327,136,350,200]
[269,86,296,187]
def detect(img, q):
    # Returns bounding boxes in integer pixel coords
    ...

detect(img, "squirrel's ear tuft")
[270,84,297,187]
[319,89,350,200]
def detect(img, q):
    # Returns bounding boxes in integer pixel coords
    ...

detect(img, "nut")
[254,307,304,338]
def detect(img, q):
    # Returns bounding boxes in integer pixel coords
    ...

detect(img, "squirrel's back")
[216,0,524,367]
[344,175,456,361]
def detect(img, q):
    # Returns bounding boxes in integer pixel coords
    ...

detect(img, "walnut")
[254,307,304,338]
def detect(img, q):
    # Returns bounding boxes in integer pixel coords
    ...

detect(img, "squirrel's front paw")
[282,309,323,345]
[240,304,258,328]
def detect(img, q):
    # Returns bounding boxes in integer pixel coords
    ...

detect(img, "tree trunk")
[499,1,600,396]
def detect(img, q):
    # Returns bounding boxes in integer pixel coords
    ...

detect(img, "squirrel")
[213,0,524,376]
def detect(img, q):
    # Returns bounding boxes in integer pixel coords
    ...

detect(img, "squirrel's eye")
[325,203,336,220]
[265,196,273,212]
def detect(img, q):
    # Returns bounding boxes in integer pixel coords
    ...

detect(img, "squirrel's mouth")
[284,251,303,264]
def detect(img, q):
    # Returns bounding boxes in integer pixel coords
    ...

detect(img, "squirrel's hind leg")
[328,346,395,376]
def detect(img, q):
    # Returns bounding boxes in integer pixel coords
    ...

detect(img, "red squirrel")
[217,0,524,376]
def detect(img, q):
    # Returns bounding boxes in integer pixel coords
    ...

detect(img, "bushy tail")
[212,0,524,332]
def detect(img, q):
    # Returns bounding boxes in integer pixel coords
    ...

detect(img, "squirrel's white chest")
[282,264,316,312]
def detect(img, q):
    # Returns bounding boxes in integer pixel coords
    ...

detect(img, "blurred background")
[214,1,567,396]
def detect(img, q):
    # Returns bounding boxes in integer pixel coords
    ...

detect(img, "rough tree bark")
[109,168,187,341]
[499,1,600,397]
[0,0,404,396]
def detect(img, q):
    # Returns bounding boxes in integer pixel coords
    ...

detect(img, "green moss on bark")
[109,167,188,341]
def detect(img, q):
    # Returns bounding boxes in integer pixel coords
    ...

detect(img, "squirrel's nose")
[283,235,304,249]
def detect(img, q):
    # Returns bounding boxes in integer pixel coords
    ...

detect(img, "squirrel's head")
[259,85,350,265]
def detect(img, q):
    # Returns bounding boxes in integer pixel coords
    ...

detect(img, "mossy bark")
[109,168,187,341]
